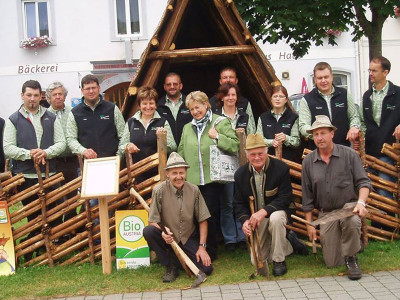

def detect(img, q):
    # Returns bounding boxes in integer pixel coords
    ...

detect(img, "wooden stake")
[235,128,247,165]
[156,130,167,181]
[99,197,112,274]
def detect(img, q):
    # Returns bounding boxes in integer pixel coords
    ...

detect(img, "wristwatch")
[199,243,207,248]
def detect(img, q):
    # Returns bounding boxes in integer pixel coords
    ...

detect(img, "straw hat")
[306,115,337,134]
[245,133,267,150]
[165,152,190,170]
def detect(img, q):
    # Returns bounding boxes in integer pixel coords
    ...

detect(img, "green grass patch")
[1,239,399,300]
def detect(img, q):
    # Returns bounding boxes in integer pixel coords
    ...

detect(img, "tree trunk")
[367,24,383,61]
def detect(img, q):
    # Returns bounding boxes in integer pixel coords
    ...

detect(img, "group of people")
[2,56,399,282]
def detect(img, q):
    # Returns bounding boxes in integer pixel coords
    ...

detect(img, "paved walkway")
[53,270,400,300]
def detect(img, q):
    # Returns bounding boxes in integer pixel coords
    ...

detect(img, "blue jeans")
[220,182,245,244]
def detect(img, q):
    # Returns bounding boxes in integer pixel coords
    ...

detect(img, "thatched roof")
[121,0,281,119]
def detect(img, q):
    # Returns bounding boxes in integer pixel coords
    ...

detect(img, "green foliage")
[235,0,398,59]
[0,240,399,300]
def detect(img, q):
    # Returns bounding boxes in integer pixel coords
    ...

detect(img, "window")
[22,1,50,38]
[115,0,141,36]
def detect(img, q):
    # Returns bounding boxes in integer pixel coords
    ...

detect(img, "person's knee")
[269,211,287,227]
[201,264,213,275]
[143,225,160,241]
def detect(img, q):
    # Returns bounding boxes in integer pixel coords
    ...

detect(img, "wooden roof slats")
[122,0,281,119]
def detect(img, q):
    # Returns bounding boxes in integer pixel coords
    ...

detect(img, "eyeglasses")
[271,95,286,99]
[83,87,99,92]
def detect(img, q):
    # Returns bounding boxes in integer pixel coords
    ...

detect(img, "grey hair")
[46,82,68,102]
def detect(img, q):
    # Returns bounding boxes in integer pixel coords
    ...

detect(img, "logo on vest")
[100,114,110,120]
[237,122,247,127]
[267,124,272,127]
[181,109,190,114]
[316,106,323,109]
[282,123,291,128]
[133,127,140,130]
[334,103,344,108]
[386,104,396,110]
[151,126,157,130]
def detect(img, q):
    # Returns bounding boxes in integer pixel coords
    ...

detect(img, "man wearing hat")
[302,115,371,280]
[233,133,306,276]
[143,152,213,283]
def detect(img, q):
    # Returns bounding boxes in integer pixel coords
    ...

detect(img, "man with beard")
[157,73,192,145]
[143,152,213,283]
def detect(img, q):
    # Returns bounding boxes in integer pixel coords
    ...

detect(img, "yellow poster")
[115,210,150,270]
[0,201,15,276]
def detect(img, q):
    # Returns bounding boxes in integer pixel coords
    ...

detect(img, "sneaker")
[273,260,287,276]
[286,230,309,255]
[162,264,179,283]
[345,255,362,280]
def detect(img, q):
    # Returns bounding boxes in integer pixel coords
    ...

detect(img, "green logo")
[119,216,145,242]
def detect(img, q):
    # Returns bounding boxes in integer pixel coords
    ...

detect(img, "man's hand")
[346,126,360,142]
[126,143,140,154]
[156,127,167,134]
[272,139,281,148]
[82,148,97,159]
[306,224,317,242]
[274,132,287,143]
[208,128,219,139]
[30,148,47,165]
[353,203,368,217]
[161,226,174,244]
[249,209,268,230]
[393,125,400,140]
[196,246,211,266]
[242,220,252,237]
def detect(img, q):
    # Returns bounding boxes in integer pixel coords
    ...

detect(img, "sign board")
[81,156,120,199]
[0,201,15,276]
[116,210,150,270]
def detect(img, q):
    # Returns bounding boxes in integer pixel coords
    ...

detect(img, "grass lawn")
[1,239,399,300]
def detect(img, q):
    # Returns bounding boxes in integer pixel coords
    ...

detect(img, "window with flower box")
[22,1,51,38]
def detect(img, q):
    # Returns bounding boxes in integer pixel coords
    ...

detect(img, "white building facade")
[0,0,399,119]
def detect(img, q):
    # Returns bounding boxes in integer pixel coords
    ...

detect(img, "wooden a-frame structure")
[121,0,281,119]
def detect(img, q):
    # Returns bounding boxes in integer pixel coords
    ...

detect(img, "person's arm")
[256,117,273,147]
[301,156,317,241]
[215,119,240,153]
[114,106,126,156]
[196,220,211,266]
[304,211,317,242]
[346,93,361,142]
[66,111,86,155]
[298,98,313,139]
[284,118,300,148]
[3,119,31,160]
[117,122,130,157]
[44,118,66,159]
[353,187,369,217]
[164,120,177,152]
[245,105,256,134]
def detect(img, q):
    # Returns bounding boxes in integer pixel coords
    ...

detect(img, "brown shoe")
[162,264,179,282]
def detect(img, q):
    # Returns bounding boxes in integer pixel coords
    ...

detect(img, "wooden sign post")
[81,156,120,275]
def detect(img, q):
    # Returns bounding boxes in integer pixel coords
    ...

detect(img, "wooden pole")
[235,128,247,165]
[156,130,167,181]
[99,196,112,274]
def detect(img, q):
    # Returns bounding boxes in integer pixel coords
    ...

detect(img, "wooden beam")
[147,45,255,60]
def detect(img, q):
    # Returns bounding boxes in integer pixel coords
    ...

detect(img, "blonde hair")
[185,91,210,109]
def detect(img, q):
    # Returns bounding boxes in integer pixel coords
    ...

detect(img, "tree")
[235,0,398,61]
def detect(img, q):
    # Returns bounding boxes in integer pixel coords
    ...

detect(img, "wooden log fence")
[4,130,399,268]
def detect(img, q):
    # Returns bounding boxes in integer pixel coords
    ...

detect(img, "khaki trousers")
[319,206,361,267]
[250,210,293,264]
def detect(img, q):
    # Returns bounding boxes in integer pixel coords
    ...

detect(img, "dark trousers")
[199,182,224,261]
[55,156,79,221]
[143,225,213,275]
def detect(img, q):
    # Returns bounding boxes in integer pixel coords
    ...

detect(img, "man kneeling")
[234,133,307,276]
[143,152,213,282]
[302,115,371,280]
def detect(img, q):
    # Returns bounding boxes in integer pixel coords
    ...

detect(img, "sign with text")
[81,156,120,199]
[116,210,150,270]
[0,201,15,276]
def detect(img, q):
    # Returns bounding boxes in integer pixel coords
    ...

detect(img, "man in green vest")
[143,152,213,283]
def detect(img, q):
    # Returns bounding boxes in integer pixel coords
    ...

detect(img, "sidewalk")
[52,270,400,300]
